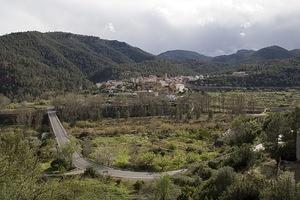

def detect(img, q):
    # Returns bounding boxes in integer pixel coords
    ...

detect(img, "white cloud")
[241,22,252,29]
[240,32,246,37]
[105,22,116,33]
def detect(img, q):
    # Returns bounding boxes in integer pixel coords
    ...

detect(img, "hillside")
[213,46,297,64]
[157,50,211,61]
[160,46,299,64]
[290,49,300,57]
[252,46,294,60]
[213,49,255,63]
[191,57,300,88]
[0,31,155,98]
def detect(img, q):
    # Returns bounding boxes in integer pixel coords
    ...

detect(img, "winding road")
[48,110,186,179]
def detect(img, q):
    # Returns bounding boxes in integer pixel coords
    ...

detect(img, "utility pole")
[296,130,300,161]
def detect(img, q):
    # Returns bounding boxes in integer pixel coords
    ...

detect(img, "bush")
[191,164,212,181]
[214,138,224,147]
[115,151,130,168]
[50,158,69,172]
[83,167,97,178]
[224,145,255,171]
[136,152,156,171]
[177,193,189,200]
[154,175,180,200]
[75,120,97,128]
[0,94,11,107]
[220,176,260,200]
[193,167,235,200]
[133,180,144,192]
[208,160,220,169]
[227,117,261,146]
[261,173,300,200]
[154,155,172,171]
[173,175,198,187]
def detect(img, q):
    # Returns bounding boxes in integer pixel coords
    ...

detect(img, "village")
[95,70,249,95]
[96,74,204,94]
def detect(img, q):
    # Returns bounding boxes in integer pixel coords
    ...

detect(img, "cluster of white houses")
[96,74,204,93]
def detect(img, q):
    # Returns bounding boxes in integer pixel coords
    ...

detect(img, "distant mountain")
[157,50,211,61]
[0,31,155,98]
[159,46,297,64]
[252,46,293,60]
[213,46,294,63]
[213,49,255,63]
[290,49,300,57]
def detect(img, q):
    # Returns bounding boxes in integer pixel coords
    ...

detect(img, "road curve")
[48,111,186,179]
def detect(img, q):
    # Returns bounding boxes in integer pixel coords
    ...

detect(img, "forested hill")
[212,46,298,64]
[157,50,211,61]
[0,31,155,98]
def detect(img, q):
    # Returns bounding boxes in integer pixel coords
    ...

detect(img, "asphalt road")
[48,111,186,179]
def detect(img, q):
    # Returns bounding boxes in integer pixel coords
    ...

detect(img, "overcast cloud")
[1,0,300,56]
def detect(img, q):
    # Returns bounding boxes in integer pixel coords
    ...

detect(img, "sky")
[1,0,300,56]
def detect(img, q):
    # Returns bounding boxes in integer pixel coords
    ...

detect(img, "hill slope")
[158,50,210,61]
[252,46,294,60]
[0,31,155,98]
[213,49,255,63]
[290,49,300,57]
[212,46,295,63]
[191,57,300,88]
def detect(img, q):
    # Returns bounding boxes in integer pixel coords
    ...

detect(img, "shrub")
[154,155,172,171]
[83,167,97,178]
[173,175,198,187]
[75,120,97,128]
[136,152,156,171]
[115,151,130,168]
[133,180,144,192]
[191,164,212,181]
[214,138,224,147]
[224,145,255,171]
[50,158,68,172]
[227,117,261,146]
[0,94,11,107]
[177,193,189,200]
[154,175,179,200]
[220,176,260,200]
[193,167,235,200]
[208,160,219,169]
[261,173,300,200]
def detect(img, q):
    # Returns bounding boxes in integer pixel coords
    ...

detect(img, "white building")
[175,83,186,93]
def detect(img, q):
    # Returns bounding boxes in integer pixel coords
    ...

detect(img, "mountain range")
[158,46,300,63]
[157,50,211,61]
[0,31,299,98]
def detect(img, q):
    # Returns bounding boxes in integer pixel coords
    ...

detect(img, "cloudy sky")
[1,0,300,56]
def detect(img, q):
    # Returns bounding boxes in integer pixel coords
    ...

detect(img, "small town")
[96,71,249,94]
[96,74,204,94]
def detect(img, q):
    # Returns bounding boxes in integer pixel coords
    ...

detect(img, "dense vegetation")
[211,46,300,64]
[157,50,210,61]
[0,31,154,98]
[51,92,262,124]
[0,129,129,200]
[191,58,300,88]
[1,104,300,199]
[0,89,299,199]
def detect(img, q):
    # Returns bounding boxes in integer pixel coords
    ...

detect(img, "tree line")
[52,93,259,123]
